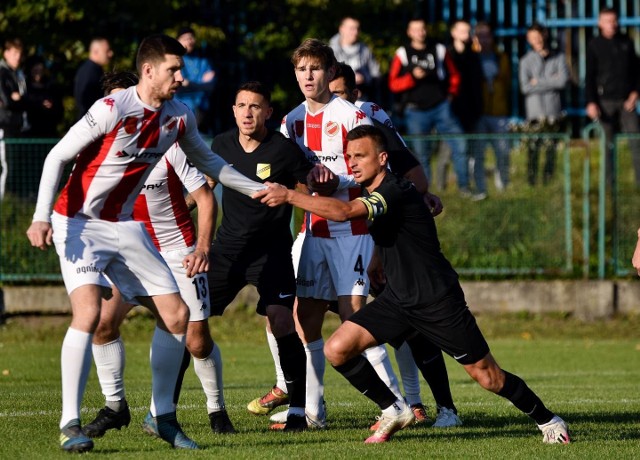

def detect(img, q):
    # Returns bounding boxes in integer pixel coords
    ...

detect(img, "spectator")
[25,56,63,138]
[475,22,512,191]
[73,37,112,120]
[175,26,215,133]
[519,23,570,185]
[389,18,469,196]
[0,38,28,137]
[586,7,640,187]
[329,17,381,100]
[449,20,486,200]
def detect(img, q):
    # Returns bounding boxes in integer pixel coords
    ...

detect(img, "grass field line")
[4,397,640,419]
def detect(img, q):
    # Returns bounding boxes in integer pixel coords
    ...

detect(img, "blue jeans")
[405,101,468,189]
[472,116,511,192]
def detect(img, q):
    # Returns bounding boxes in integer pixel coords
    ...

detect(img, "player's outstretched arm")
[254,182,368,222]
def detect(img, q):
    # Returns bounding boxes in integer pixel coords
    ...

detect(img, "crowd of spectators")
[1,8,638,195]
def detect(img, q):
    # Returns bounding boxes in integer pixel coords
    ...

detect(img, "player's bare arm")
[182,183,215,277]
[255,182,368,222]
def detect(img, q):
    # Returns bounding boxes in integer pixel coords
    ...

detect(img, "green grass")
[1,311,639,459]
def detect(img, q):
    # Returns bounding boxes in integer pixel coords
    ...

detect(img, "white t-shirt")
[281,95,372,238]
[33,86,262,223]
[134,144,206,252]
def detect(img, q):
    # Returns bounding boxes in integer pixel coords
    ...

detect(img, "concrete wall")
[2,280,639,320]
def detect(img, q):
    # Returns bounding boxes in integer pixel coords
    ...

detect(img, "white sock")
[305,339,325,418]
[149,327,185,417]
[92,337,126,406]
[394,341,422,406]
[267,329,287,392]
[381,398,408,417]
[60,328,93,428]
[193,344,225,413]
[363,345,404,402]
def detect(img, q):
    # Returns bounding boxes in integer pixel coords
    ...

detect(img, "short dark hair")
[291,38,337,70]
[599,7,618,17]
[176,26,195,39]
[346,125,387,152]
[101,71,139,95]
[136,34,185,73]
[332,62,357,92]
[236,81,271,105]
[3,38,23,52]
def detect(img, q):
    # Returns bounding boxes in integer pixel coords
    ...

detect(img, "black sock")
[407,334,456,412]
[334,355,397,410]
[276,333,306,409]
[173,347,191,405]
[498,370,554,425]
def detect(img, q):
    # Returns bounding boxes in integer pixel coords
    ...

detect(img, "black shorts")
[348,283,489,365]
[208,243,296,316]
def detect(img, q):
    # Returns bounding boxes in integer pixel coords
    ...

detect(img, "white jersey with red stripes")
[33,85,262,223]
[356,100,408,148]
[280,95,372,238]
[133,144,205,252]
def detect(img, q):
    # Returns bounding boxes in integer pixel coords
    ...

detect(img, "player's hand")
[183,248,209,278]
[26,221,53,251]
[425,192,444,216]
[308,164,338,196]
[254,181,289,207]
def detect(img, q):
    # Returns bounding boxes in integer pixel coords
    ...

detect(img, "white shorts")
[160,246,210,321]
[51,213,178,301]
[293,232,373,300]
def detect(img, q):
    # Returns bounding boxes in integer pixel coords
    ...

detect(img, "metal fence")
[0,129,635,283]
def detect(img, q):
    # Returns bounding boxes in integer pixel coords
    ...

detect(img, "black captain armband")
[356,192,388,220]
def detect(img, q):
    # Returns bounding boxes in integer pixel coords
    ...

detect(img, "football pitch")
[0,311,638,459]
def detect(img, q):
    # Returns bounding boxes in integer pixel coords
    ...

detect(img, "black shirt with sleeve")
[362,172,458,308]
[211,129,313,252]
[586,33,640,103]
[74,59,104,120]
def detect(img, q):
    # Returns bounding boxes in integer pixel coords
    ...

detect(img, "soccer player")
[253,38,402,429]
[26,34,265,453]
[206,80,313,431]
[268,62,460,429]
[255,124,570,445]
[329,62,461,428]
[81,71,234,442]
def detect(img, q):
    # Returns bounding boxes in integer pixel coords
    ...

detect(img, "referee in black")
[207,81,313,432]
[255,124,570,445]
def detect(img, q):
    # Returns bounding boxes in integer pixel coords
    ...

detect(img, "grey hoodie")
[519,49,569,120]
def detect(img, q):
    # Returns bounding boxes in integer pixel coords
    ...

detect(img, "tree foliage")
[1,0,417,132]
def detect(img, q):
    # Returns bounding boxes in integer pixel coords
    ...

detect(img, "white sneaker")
[269,409,288,423]
[268,406,326,429]
[365,405,415,443]
[538,415,570,444]
[432,407,463,428]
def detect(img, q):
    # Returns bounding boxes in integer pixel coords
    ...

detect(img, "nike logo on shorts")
[278,293,294,298]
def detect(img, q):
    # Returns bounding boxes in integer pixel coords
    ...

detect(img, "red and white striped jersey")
[356,101,408,148]
[33,85,261,223]
[133,144,206,252]
[281,95,372,238]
